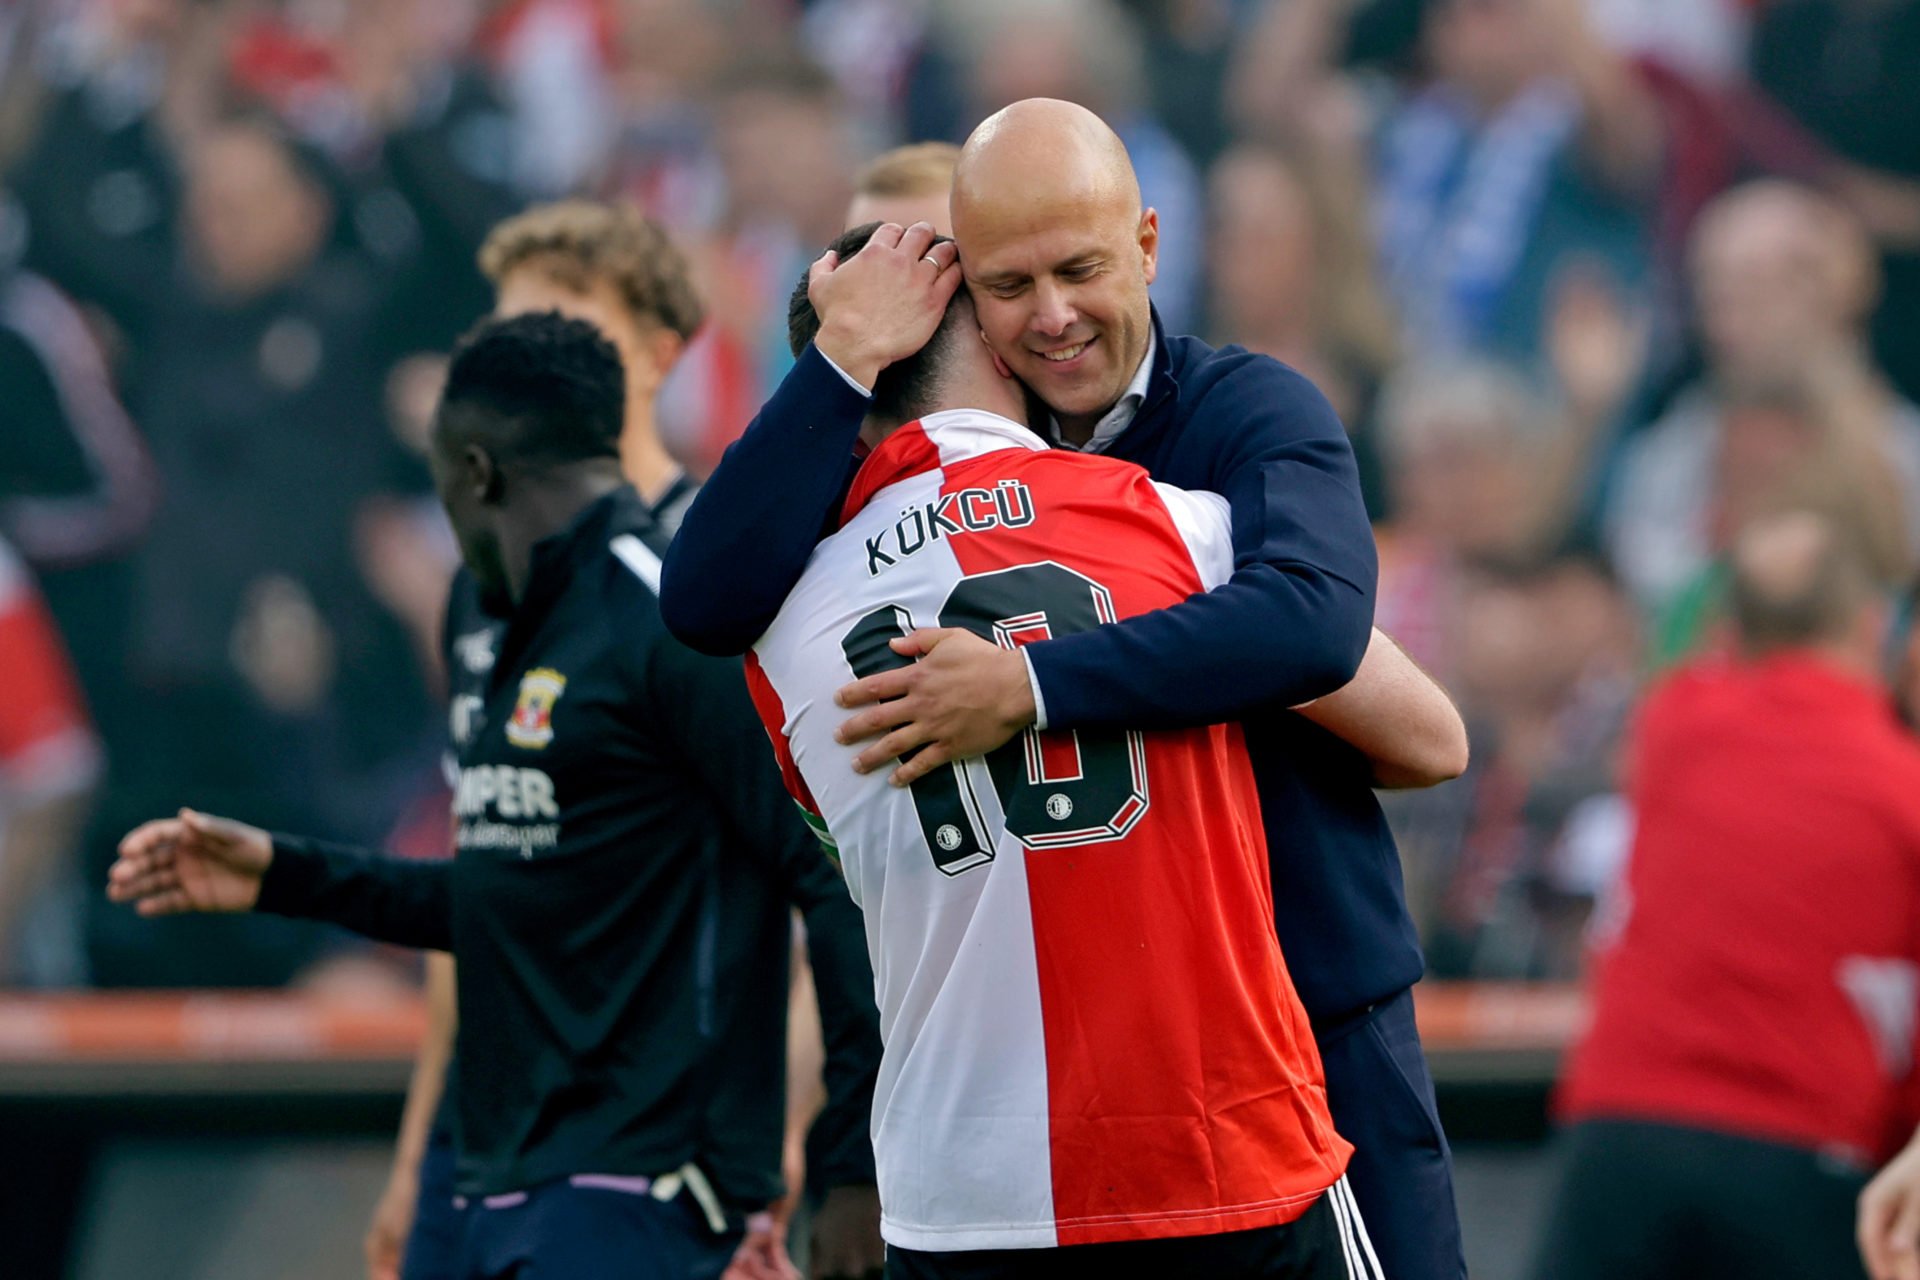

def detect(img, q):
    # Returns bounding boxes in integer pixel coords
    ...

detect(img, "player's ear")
[466,445,504,505]
[639,326,686,387]
[1138,207,1160,286]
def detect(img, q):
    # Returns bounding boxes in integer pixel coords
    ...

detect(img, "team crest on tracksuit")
[506,668,567,749]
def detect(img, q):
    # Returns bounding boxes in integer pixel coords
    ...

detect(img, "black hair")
[787,222,969,426]
[435,312,625,470]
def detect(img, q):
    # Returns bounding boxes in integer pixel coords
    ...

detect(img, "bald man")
[662,100,1467,1280]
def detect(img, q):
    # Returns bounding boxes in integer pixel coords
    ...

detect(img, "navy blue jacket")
[661,310,1424,1016]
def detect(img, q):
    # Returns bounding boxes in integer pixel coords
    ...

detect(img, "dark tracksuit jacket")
[258,486,880,1204]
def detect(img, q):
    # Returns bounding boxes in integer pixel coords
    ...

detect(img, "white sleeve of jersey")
[1148,483,1234,590]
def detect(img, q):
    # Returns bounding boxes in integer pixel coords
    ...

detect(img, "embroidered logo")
[505,668,567,750]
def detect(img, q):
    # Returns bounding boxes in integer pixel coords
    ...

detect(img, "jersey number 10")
[841,561,1150,876]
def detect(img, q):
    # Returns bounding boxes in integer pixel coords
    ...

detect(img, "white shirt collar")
[1048,331,1156,454]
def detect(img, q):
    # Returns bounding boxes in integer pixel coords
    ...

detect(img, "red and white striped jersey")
[746,409,1349,1252]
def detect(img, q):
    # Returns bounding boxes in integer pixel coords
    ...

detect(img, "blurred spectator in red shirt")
[1535,506,1920,1280]
[0,534,101,985]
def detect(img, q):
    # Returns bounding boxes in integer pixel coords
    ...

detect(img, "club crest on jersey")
[505,668,567,749]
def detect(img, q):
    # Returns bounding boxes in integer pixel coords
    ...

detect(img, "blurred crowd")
[1,0,1918,989]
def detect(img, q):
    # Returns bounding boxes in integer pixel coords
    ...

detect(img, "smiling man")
[661,98,1467,1280]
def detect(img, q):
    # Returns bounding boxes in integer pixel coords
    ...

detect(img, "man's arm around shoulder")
[1028,355,1377,731]
[659,345,869,656]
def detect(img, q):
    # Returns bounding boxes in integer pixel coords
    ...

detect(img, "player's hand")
[106,808,272,915]
[1860,1127,1920,1280]
[721,1211,802,1280]
[810,1183,884,1280]
[834,629,1035,786]
[808,222,962,391]
[363,1167,417,1280]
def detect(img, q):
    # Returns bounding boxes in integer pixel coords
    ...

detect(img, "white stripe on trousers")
[1328,1177,1384,1279]
[1328,1177,1363,1278]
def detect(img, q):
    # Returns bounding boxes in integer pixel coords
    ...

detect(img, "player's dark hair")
[787,222,969,426]
[435,312,625,472]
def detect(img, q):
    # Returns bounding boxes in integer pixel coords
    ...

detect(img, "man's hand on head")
[833,628,1037,787]
[808,222,962,392]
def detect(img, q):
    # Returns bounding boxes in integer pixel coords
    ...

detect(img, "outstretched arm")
[659,224,961,656]
[107,809,453,951]
[1295,629,1469,789]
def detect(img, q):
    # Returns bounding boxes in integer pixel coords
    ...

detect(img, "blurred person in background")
[793,0,962,150]
[472,0,621,199]
[597,0,733,230]
[109,312,882,1280]
[953,0,1205,333]
[4,0,215,355]
[222,0,525,352]
[1372,358,1622,672]
[1368,0,1659,364]
[1605,181,1920,659]
[1864,570,1920,1280]
[655,51,856,475]
[1533,505,1920,1280]
[1126,0,1245,169]
[88,113,441,988]
[845,141,958,237]
[1413,552,1637,978]
[1204,139,1399,509]
[0,250,157,731]
[0,533,102,986]
[1751,0,1920,400]
[1366,357,1643,973]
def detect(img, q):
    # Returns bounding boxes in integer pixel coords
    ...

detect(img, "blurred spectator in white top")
[1605,181,1920,644]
